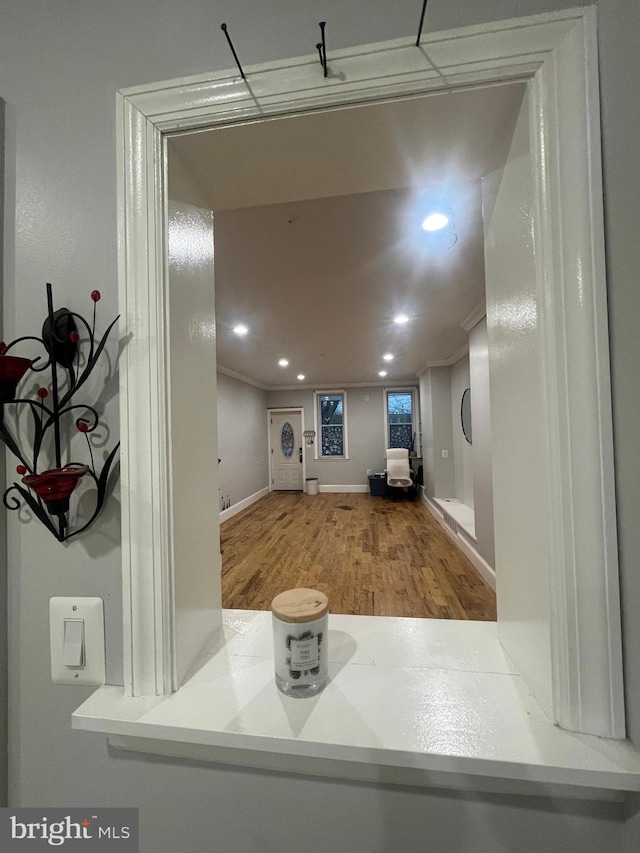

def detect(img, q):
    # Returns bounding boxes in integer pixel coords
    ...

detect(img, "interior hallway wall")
[217,372,269,506]
[266,387,388,485]
[167,144,222,686]
[482,86,553,717]
[418,371,434,496]
[2,0,639,848]
[419,366,455,498]
[450,354,474,508]
[469,317,496,567]
[0,96,7,807]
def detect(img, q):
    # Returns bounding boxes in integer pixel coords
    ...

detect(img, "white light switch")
[62,619,85,667]
[50,597,105,686]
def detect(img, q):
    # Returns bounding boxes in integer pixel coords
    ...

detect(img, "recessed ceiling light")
[232,324,248,336]
[297,374,305,380]
[394,314,409,325]
[383,353,394,362]
[278,358,289,367]
[421,212,450,232]
[378,370,387,377]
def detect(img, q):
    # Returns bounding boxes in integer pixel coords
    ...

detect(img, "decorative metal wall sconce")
[0,283,120,542]
[303,430,316,447]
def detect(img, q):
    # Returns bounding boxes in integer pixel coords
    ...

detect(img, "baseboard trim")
[422,491,496,591]
[220,486,270,522]
[318,485,369,493]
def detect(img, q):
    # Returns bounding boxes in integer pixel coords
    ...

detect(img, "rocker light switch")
[62,619,85,667]
[50,597,105,686]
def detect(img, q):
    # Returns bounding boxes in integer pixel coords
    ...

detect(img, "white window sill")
[72,611,640,800]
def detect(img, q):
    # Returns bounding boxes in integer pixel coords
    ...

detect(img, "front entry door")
[270,411,303,491]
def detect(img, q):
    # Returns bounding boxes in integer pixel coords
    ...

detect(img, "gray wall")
[469,317,496,568]
[451,355,474,508]
[420,366,456,499]
[217,372,269,506]
[266,387,388,485]
[419,371,434,495]
[0,96,7,807]
[2,0,640,847]
[599,0,640,749]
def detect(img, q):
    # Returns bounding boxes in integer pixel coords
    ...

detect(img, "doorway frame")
[268,407,306,492]
[116,7,624,738]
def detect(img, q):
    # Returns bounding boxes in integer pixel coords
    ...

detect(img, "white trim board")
[116,8,623,741]
[318,485,369,493]
[72,611,640,799]
[423,492,496,592]
[220,487,269,524]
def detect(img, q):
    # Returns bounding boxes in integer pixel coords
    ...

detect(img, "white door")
[270,412,303,491]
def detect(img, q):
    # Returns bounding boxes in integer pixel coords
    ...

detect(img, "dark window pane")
[387,392,413,449]
[389,423,412,450]
[320,395,343,425]
[321,425,344,456]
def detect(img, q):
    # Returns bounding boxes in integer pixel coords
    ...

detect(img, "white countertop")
[73,610,640,797]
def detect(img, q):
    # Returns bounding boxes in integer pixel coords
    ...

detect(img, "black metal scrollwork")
[0,282,120,542]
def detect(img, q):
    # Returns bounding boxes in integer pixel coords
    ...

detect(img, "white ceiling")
[169,82,526,388]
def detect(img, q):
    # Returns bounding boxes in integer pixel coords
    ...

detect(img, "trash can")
[368,474,386,497]
[306,477,319,495]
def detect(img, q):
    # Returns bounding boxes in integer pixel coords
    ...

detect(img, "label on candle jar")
[290,636,319,671]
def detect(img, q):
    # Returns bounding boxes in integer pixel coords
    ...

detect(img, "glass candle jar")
[271,588,329,698]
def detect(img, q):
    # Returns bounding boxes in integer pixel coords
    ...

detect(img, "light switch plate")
[49,597,105,686]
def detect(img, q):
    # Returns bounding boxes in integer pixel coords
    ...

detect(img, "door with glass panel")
[270,412,303,490]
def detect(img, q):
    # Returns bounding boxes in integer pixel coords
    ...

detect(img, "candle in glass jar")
[271,588,329,698]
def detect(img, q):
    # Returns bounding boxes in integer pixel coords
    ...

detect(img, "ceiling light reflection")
[421,212,450,232]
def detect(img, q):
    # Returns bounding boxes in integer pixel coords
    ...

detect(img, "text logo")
[1,809,138,850]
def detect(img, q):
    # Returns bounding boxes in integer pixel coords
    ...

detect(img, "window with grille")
[386,390,414,451]
[315,392,347,458]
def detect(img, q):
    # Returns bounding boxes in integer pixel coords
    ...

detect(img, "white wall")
[469,317,496,567]
[482,87,553,716]
[217,372,268,508]
[266,387,388,485]
[167,146,222,685]
[3,0,640,846]
[450,354,474,508]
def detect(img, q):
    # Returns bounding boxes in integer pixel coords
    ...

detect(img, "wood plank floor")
[221,492,496,620]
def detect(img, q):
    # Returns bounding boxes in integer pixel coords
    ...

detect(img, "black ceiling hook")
[416,0,429,47]
[221,23,246,79]
[317,21,328,77]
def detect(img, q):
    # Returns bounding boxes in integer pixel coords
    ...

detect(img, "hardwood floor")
[221,492,496,620]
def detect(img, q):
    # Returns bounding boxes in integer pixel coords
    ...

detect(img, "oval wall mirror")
[461,387,472,444]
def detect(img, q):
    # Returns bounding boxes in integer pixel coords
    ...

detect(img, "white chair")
[385,448,415,500]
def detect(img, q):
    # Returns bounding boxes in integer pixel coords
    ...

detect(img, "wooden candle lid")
[271,588,329,623]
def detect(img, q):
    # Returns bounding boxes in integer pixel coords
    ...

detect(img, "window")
[385,389,416,452]
[314,391,348,458]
